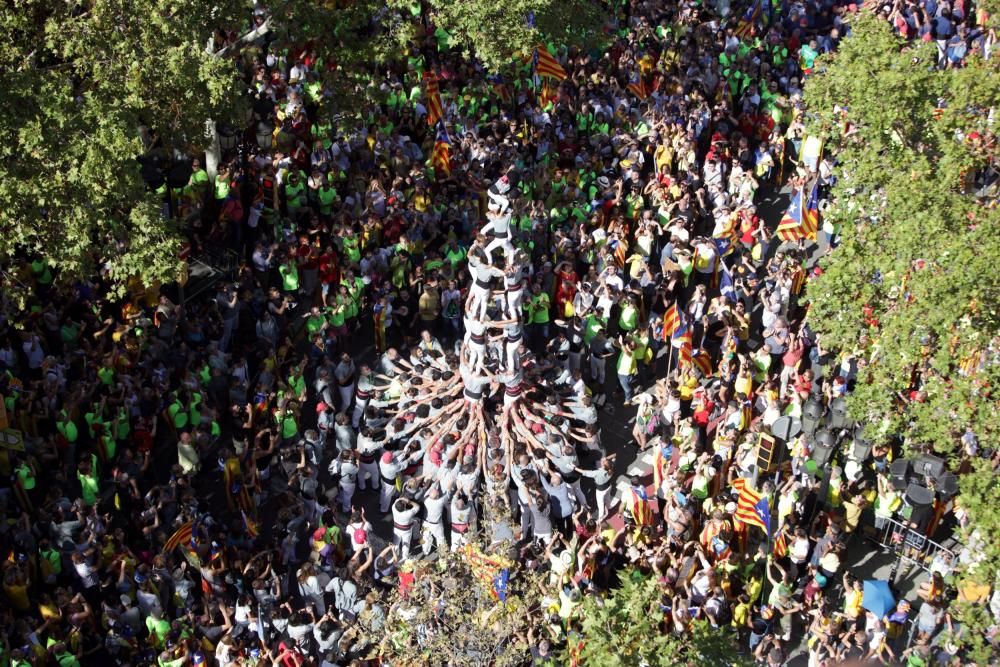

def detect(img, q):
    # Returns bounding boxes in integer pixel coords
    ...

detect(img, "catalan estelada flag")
[802,179,821,240]
[734,0,763,39]
[627,73,650,100]
[430,121,451,177]
[775,187,806,241]
[671,312,693,367]
[533,44,567,80]
[424,70,444,127]
[731,478,770,534]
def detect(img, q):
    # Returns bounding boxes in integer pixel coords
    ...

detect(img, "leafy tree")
[567,571,744,667]
[943,459,1000,663]
[0,0,603,294]
[802,14,1000,661]
[380,542,535,666]
[801,14,1000,460]
[0,0,253,293]
[375,0,605,72]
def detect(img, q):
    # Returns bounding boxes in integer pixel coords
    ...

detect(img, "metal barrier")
[875,516,955,583]
[181,247,242,304]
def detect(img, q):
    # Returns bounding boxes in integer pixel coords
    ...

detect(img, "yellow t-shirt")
[678,374,699,401]
[4,581,29,610]
[844,588,863,618]
[734,374,753,397]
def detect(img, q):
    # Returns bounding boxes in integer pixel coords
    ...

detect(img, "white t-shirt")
[23,337,45,369]
[74,561,99,588]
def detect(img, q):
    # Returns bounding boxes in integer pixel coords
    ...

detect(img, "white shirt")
[22,337,45,369]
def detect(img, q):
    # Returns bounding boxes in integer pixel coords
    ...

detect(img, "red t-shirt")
[693,400,715,427]
[297,244,319,270]
[318,254,338,285]
[782,344,804,368]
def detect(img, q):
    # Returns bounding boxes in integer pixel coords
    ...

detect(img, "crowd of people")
[0,0,991,665]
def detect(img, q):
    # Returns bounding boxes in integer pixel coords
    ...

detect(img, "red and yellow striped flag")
[661,303,679,342]
[539,80,558,108]
[692,349,713,377]
[534,44,567,80]
[678,337,693,368]
[424,71,445,127]
[773,529,788,558]
[163,521,193,553]
[613,242,627,269]
[739,400,753,430]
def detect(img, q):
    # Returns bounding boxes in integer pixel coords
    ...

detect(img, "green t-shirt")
[101,435,116,461]
[280,414,298,439]
[78,472,99,506]
[318,186,338,215]
[285,180,306,208]
[60,322,80,344]
[616,349,637,376]
[531,294,550,324]
[97,367,114,386]
[619,304,639,332]
[188,393,202,427]
[146,616,171,645]
[343,237,361,264]
[41,548,61,575]
[312,122,332,145]
[57,417,79,443]
[32,259,53,285]
[55,653,80,667]
[306,314,326,336]
[328,300,346,327]
[583,316,604,344]
[279,264,299,292]
[214,176,230,200]
[168,401,188,429]
[16,464,35,490]
[800,44,819,70]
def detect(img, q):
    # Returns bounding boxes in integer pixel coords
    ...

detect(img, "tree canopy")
[375,0,604,71]
[567,571,744,667]
[0,0,250,293]
[801,14,1000,661]
[0,0,604,297]
[802,13,1000,461]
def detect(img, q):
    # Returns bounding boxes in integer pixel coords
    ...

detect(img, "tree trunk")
[205,120,221,180]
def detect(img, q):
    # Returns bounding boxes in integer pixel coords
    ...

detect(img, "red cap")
[381,451,394,463]
[315,402,328,414]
